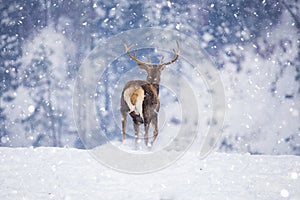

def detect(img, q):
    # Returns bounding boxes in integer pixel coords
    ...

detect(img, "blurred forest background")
[0,0,299,155]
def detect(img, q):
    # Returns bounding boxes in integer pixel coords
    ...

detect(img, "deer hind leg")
[142,108,151,146]
[151,115,159,145]
[144,123,150,146]
[133,122,140,143]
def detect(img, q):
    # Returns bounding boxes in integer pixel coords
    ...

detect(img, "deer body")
[121,41,180,146]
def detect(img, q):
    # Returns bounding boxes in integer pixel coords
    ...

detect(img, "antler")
[160,40,180,66]
[123,41,153,66]
[123,40,180,66]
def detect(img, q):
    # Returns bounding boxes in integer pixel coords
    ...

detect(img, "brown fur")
[141,83,159,112]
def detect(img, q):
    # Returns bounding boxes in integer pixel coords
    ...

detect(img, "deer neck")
[149,83,159,95]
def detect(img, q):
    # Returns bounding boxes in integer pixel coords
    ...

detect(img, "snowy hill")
[0,147,299,200]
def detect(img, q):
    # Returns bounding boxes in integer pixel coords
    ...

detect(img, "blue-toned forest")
[1,0,299,155]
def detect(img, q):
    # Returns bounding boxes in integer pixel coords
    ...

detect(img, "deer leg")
[151,115,159,145]
[121,114,127,141]
[144,123,150,146]
[143,108,151,146]
[133,122,140,143]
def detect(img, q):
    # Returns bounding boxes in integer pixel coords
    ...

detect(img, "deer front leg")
[121,114,127,141]
[133,122,140,143]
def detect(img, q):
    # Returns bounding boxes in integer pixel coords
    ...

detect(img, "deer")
[120,41,180,147]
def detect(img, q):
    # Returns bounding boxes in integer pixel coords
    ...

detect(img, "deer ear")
[159,65,166,71]
[138,64,148,71]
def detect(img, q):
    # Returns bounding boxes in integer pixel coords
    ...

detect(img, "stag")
[120,41,180,147]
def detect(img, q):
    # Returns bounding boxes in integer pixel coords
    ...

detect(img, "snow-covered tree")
[281,0,300,92]
[20,44,59,146]
[219,5,300,155]
[12,24,78,147]
[0,0,45,146]
[0,1,23,146]
[0,0,299,154]
[201,0,283,69]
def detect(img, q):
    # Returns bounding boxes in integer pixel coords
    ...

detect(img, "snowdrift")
[0,147,299,200]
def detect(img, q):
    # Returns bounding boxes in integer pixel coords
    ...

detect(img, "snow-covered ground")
[0,147,299,200]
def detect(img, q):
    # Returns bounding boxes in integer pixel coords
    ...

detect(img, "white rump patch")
[123,86,144,118]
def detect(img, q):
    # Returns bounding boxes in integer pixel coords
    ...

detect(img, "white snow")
[0,147,299,200]
[27,105,35,113]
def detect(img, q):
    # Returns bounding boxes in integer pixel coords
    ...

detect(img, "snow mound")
[0,147,299,200]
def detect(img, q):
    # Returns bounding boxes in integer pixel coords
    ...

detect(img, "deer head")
[123,41,180,84]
